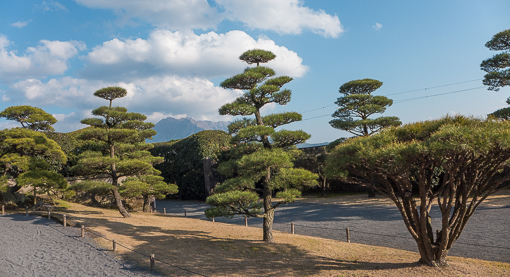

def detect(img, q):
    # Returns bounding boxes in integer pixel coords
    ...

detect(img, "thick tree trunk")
[143,195,151,213]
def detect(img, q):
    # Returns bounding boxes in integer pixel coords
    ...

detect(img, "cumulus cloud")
[10,21,31,28]
[83,29,308,80]
[0,35,86,82]
[216,0,343,37]
[73,0,342,37]
[373,22,382,30]
[7,75,242,131]
[74,0,221,30]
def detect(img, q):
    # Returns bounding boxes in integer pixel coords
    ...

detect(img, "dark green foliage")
[482,28,510,92]
[482,29,510,120]
[0,105,57,131]
[72,86,162,218]
[330,78,401,137]
[121,175,178,212]
[150,130,232,200]
[45,130,103,177]
[239,49,276,66]
[325,115,510,266]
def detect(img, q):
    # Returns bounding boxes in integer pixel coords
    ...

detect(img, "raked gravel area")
[156,198,510,264]
[0,214,151,277]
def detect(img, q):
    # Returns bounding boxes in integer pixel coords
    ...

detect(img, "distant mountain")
[150,117,230,143]
[296,142,330,149]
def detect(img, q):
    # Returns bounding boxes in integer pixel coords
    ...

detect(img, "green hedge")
[150,130,232,200]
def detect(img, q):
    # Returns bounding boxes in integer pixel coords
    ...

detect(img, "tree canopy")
[0,105,57,131]
[482,29,510,120]
[481,28,510,92]
[205,49,317,242]
[72,86,162,218]
[329,78,401,137]
[325,115,510,266]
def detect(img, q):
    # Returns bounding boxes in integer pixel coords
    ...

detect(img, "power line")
[300,86,486,122]
[383,79,483,96]
[393,86,485,103]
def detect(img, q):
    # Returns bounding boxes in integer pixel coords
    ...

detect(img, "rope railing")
[3,204,509,264]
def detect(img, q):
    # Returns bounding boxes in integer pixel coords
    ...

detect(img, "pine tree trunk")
[143,195,151,213]
[112,185,130,218]
[110,143,131,218]
[262,168,274,242]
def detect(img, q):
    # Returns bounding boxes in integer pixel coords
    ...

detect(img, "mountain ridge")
[150,117,230,143]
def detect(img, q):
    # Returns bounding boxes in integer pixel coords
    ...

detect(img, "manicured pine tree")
[329,79,401,137]
[121,175,178,212]
[0,105,57,131]
[0,114,66,200]
[481,28,510,119]
[205,49,318,242]
[72,87,162,218]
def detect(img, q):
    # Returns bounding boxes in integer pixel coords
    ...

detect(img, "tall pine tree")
[72,87,162,218]
[205,49,317,242]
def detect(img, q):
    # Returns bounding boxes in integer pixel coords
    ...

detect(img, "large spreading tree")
[481,28,510,119]
[329,79,401,137]
[71,87,162,218]
[205,49,317,242]
[325,116,510,266]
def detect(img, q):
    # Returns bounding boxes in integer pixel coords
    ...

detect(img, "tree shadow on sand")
[63,212,420,276]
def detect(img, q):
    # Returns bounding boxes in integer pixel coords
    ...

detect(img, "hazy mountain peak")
[150,117,230,143]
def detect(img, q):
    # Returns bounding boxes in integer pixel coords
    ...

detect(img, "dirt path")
[0,214,149,277]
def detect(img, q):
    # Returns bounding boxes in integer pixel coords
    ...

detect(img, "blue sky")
[0,0,509,143]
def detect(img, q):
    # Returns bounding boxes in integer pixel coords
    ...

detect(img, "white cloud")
[0,35,86,82]
[10,21,31,28]
[216,0,343,38]
[38,1,68,11]
[0,121,21,130]
[73,0,342,37]
[83,29,308,80]
[74,0,221,30]
[52,111,89,132]
[8,75,242,132]
[373,23,382,30]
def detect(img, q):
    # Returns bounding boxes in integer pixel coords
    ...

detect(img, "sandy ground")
[51,201,510,277]
[0,214,150,277]
[155,190,510,263]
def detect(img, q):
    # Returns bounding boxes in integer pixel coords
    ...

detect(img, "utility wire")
[300,86,486,122]
[383,79,483,96]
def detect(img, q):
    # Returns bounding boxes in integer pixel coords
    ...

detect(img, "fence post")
[63,214,66,227]
[2,205,4,215]
[81,225,85,238]
[150,254,155,272]
[47,208,51,219]
[184,209,186,217]
[113,239,117,252]
[26,206,28,216]
[244,217,248,227]
[163,208,166,215]
[291,223,294,234]
[212,216,214,223]
[346,228,350,243]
